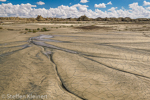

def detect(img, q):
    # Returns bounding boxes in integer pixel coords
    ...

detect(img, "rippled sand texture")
[1,23,150,100]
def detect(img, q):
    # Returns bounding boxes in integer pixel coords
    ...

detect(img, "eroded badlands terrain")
[0,22,150,100]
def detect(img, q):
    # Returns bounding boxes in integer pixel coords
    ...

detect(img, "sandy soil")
[0,22,150,100]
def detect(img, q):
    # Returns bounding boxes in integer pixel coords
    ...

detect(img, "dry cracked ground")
[0,22,150,100]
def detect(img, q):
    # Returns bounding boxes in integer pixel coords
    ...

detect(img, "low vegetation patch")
[33,29,37,33]
[41,27,49,31]
[0,27,2,29]
[28,29,32,32]
[25,28,28,30]
[25,27,49,33]
[37,28,40,30]
[42,27,48,31]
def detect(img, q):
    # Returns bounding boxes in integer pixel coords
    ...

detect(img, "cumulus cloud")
[143,1,150,6]
[80,0,88,3]
[128,2,150,18]
[0,0,6,2]
[107,1,112,5]
[95,1,112,8]
[72,4,88,12]
[108,7,117,11]
[146,7,150,10]
[0,3,36,17]
[94,3,106,8]
[1,2,150,18]
[37,1,45,5]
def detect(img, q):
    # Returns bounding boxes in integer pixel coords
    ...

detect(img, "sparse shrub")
[70,25,74,27]
[28,29,32,32]
[37,28,40,30]
[43,27,48,31]
[33,29,37,33]
[43,27,46,31]
[41,28,48,32]
[25,28,28,30]
[143,26,146,27]
[40,29,43,31]
[0,27,2,29]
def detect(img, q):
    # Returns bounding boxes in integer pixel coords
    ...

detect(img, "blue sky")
[0,0,145,10]
[1,0,150,18]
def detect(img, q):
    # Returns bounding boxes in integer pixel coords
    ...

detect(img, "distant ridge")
[0,15,150,22]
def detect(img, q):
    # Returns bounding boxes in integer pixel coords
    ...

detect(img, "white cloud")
[95,2,112,8]
[72,4,88,12]
[80,0,88,3]
[94,3,106,8]
[0,3,37,17]
[0,0,6,2]
[108,7,117,11]
[1,2,150,18]
[37,1,45,5]
[143,1,150,6]
[146,7,150,10]
[107,1,112,5]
